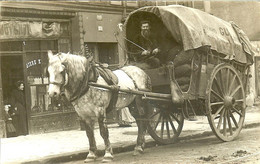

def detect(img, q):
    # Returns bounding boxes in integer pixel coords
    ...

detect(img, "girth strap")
[106,85,120,114]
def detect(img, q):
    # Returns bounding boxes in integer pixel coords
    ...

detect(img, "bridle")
[48,53,98,102]
[49,67,68,88]
[49,54,69,89]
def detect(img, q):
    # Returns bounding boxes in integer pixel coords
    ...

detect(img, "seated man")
[130,20,161,69]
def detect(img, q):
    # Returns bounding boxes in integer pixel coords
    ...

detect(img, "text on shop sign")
[26,59,41,69]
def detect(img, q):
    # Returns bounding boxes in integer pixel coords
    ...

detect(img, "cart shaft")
[88,82,172,100]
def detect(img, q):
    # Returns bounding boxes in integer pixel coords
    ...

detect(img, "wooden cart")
[113,5,254,144]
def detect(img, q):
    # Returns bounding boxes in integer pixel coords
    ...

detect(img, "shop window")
[41,40,58,50]
[86,42,119,65]
[59,38,70,52]
[60,22,70,37]
[0,41,23,51]
[24,41,40,51]
[25,39,74,116]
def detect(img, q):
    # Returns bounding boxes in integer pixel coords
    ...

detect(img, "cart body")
[120,5,254,143]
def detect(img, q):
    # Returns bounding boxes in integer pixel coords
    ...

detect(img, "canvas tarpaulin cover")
[125,5,253,65]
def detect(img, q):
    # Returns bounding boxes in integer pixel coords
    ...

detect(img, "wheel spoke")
[230,86,242,97]
[211,89,224,101]
[168,115,178,134]
[219,69,226,95]
[213,105,224,119]
[223,110,227,136]
[150,109,161,119]
[230,111,239,128]
[210,102,224,106]
[235,99,244,103]
[213,77,225,97]
[228,73,237,95]
[217,109,225,129]
[227,109,233,135]
[160,117,165,138]
[169,113,181,125]
[232,106,243,117]
[153,113,162,131]
[226,68,230,94]
[166,120,171,139]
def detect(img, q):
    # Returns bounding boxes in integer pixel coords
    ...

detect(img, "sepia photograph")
[0,0,260,163]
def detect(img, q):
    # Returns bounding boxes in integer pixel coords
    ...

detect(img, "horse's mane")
[61,53,88,90]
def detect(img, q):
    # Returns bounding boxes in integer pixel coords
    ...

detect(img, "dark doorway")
[1,55,28,136]
[1,55,24,106]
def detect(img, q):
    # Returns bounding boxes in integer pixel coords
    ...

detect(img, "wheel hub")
[224,96,235,108]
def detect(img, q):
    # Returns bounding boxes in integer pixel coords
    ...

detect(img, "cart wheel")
[206,63,246,141]
[147,104,184,144]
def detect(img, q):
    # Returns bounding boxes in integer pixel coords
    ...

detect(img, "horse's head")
[47,50,68,98]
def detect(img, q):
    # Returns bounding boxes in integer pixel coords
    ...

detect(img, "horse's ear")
[48,50,53,59]
[57,52,68,63]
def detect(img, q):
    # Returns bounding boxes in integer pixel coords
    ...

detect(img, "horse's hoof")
[102,157,113,163]
[132,147,144,156]
[84,158,96,163]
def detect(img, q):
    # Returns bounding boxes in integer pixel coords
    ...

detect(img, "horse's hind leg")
[84,120,97,163]
[130,96,148,156]
[98,116,113,162]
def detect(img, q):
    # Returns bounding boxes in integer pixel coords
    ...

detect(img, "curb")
[21,121,260,164]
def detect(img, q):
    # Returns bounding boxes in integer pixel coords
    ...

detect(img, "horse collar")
[69,60,97,102]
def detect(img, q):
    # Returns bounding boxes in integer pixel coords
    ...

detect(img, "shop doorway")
[1,55,24,103]
[1,55,28,135]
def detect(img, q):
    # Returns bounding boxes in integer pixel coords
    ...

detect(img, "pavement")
[1,106,260,164]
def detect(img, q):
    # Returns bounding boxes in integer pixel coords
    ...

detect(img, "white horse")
[47,51,152,162]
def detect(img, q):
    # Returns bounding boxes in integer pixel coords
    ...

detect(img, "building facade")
[0,1,141,137]
[0,1,259,137]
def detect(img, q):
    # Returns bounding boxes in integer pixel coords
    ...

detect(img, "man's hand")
[152,48,160,55]
[141,50,150,56]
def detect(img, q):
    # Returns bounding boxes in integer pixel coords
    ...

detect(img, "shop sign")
[26,59,41,69]
[0,21,61,40]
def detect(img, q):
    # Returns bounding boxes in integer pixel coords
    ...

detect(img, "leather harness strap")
[70,62,98,102]
[94,65,119,114]
[67,61,120,114]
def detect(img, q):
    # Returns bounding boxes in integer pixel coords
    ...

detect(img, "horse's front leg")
[98,115,113,162]
[84,120,97,163]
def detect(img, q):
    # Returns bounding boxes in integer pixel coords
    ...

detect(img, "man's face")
[141,23,150,37]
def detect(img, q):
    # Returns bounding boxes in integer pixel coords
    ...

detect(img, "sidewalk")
[1,106,260,164]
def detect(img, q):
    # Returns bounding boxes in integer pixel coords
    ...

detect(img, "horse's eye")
[61,70,65,76]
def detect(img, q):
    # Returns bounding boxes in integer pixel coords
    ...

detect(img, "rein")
[114,33,144,55]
